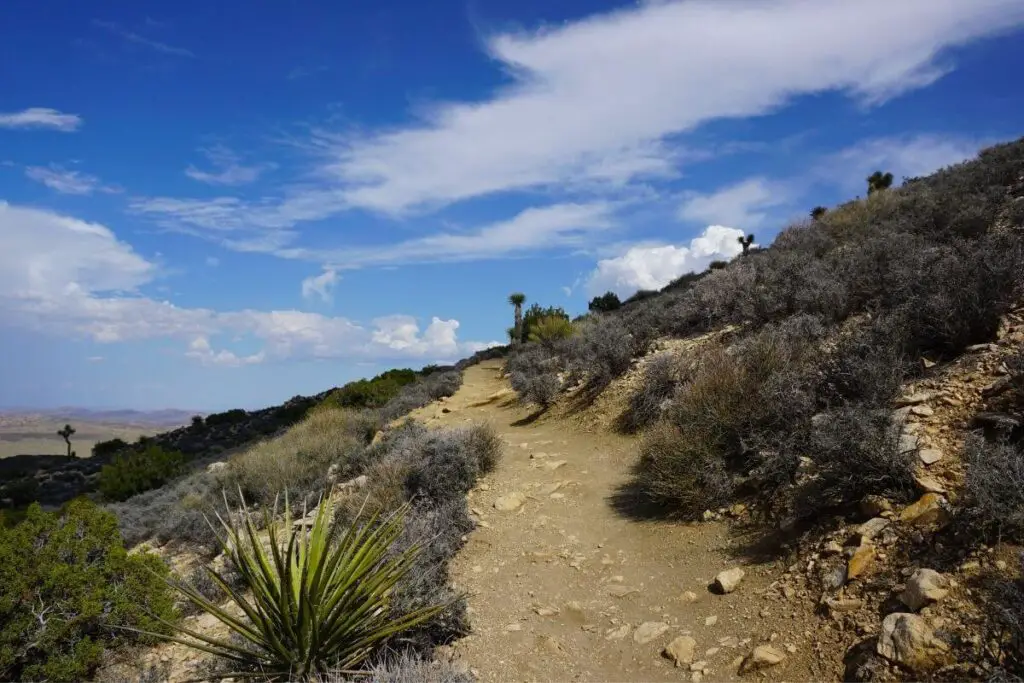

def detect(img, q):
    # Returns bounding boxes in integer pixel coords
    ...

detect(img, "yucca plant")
[142,489,444,680]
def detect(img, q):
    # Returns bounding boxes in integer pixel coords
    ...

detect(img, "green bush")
[588,291,621,313]
[0,499,176,682]
[92,437,129,459]
[99,445,186,502]
[204,408,248,427]
[325,368,419,410]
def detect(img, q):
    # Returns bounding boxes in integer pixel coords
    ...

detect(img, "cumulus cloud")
[25,164,120,195]
[0,107,82,131]
[679,178,790,229]
[301,268,340,303]
[587,225,745,297]
[185,145,275,186]
[0,203,491,363]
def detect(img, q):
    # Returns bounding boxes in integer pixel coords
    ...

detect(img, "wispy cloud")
[679,178,792,230]
[321,0,1024,214]
[92,19,194,58]
[25,164,120,195]
[301,268,340,303]
[185,145,275,186]
[0,107,82,132]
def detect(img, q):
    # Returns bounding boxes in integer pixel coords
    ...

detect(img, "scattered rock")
[910,405,934,417]
[877,613,950,673]
[826,598,865,615]
[919,449,943,466]
[337,474,367,492]
[860,495,893,518]
[857,517,890,541]
[534,605,560,617]
[899,433,920,453]
[607,585,639,598]
[914,474,946,494]
[705,615,718,627]
[634,622,670,645]
[900,569,950,611]
[536,634,566,655]
[982,376,1013,398]
[605,624,631,640]
[543,460,568,471]
[847,544,876,581]
[714,567,746,594]
[664,636,698,667]
[899,493,949,527]
[740,645,786,674]
[680,591,699,603]
[895,392,935,407]
[493,492,526,512]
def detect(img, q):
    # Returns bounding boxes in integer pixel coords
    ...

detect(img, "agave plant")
[146,489,444,680]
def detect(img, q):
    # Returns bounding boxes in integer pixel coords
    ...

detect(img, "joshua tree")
[866,170,894,195]
[57,423,76,458]
[508,292,526,344]
[810,206,828,220]
[737,233,755,255]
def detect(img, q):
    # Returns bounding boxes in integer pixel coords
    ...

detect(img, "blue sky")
[2,0,1024,411]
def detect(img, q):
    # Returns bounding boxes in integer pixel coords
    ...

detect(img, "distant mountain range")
[0,407,199,427]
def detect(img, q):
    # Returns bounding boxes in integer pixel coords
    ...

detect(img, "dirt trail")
[410,361,830,682]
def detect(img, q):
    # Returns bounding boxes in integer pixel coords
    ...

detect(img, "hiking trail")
[409,360,835,682]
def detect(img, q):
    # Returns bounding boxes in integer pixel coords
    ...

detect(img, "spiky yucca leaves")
[153,490,445,680]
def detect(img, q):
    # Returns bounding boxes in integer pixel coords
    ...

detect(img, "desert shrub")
[527,315,575,346]
[107,468,227,552]
[794,407,917,518]
[0,500,176,682]
[92,437,129,459]
[162,494,444,681]
[518,304,570,344]
[506,344,562,408]
[816,316,908,408]
[973,561,1024,678]
[228,407,365,508]
[360,652,474,683]
[1009,349,1024,405]
[405,425,503,504]
[633,321,821,516]
[635,420,734,516]
[620,353,687,432]
[962,434,1024,542]
[588,291,622,313]
[378,371,463,423]
[204,408,248,427]
[562,315,639,391]
[99,445,186,502]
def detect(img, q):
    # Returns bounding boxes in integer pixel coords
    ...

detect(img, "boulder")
[740,645,786,674]
[714,567,746,594]
[899,493,949,527]
[847,544,876,581]
[633,621,670,645]
[664,635,697,667]
[900,569,949,611]
[493,491,526,512]
[876,613,950,673]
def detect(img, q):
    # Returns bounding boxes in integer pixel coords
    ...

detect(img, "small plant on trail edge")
[145,489,446,681]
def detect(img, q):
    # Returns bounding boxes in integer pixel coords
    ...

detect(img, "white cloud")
[205,256,220,267]
[25,164,120,195]
[186,336,265,367]
[323,0,1024,213]
[0,108,82,131]
[87,356,105,363]
[301,268,339,303]
[185,145,275,186]
[823,134,992,191]
[0,202,490,363]
[587,225,745,297]
[92,20,194,58]
[679,178,790,229]
[308,202,618,267]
